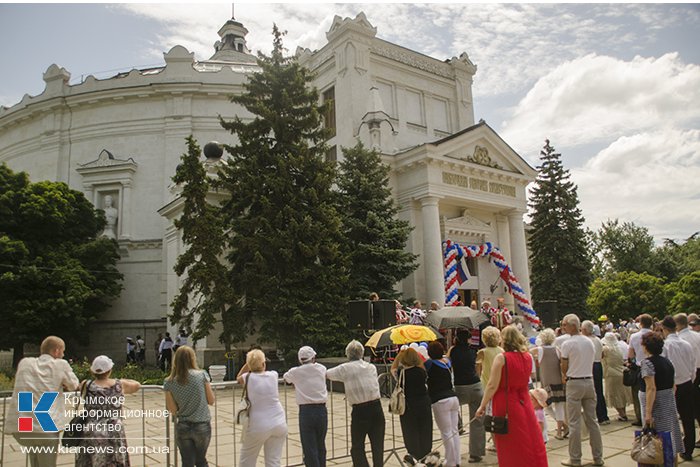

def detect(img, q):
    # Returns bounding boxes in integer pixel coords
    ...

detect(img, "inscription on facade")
[442,172,516,198]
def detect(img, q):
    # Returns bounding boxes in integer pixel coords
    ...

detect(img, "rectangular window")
[376,81,395,117]
[432,98,449,132]
[322,87,336,138]
[405,89,424,126]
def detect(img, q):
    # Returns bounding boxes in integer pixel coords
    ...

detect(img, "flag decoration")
[442,239,540,326]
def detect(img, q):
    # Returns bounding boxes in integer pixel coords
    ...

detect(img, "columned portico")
[508,209,531,299]
[420,195,446,306]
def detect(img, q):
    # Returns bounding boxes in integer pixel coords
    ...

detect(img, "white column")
[495,214,514,309]
[121,182,132,240]
[508,210,531,300]
[495,214,511,266]
[420,196,445,306]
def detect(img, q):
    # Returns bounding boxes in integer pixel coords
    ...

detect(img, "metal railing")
[1,379,450,466]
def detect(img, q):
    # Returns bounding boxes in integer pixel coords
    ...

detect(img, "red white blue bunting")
[442,239,540,326]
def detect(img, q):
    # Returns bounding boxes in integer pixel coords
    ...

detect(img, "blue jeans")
[299,404,327,467]
[176,421,211,467]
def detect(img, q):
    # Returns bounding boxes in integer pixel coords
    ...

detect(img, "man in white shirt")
[660,316,695,460]
[582,320,609,425]
[627,314,653,426]
[560,314,604,467]
[675,312,700,446]
[327,340,384,467]
[158,332,174,371]
[7,336,80,467]
[135,335,145,364]
[284,346,328,467]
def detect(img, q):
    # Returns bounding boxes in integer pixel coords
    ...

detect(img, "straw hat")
[530,388,549,408]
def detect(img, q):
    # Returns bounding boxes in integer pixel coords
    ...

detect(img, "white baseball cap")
[298,346,316,363]
[91,355,114,374]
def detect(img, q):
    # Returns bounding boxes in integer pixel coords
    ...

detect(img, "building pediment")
[393,122,536,182]
[78,149,137,171]
[433,122,536,179]
[441,209,492,239]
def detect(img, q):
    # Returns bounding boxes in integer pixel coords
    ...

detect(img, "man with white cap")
[284,346,328,467]
[7,336,79,467]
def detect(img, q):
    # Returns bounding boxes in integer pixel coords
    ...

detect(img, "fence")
[1,378,449,466]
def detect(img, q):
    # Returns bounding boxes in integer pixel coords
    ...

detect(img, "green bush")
[0,372,13,391]
[114,363,167,385]
[70,360,167,385]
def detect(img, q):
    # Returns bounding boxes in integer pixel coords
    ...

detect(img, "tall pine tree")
[217,26,348,353]
[337,142,417,299]
[171,137,239,348]
[528,140,592,316]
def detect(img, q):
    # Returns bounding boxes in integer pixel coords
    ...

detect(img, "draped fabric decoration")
[442,239,540,326]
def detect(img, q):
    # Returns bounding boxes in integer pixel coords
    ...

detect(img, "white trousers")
[432,396,461,467]
[239,423,288,467]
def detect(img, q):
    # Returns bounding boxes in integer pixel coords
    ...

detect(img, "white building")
[0,13,536,363]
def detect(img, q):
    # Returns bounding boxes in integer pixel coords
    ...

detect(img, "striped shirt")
[326,360,380,406]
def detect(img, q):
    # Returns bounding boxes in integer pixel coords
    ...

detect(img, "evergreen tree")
[0,164,122,366]
[528,140,592,316]
[337,142,417,299]
[170,137,239,348]
[217,26,348,353]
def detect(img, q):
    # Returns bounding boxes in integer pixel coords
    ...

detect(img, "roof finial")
[232,3,235,20]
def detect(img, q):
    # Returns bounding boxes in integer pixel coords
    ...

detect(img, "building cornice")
[0,46,256,123]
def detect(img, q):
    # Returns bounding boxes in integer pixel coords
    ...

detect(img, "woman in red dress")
[476,325,548,467]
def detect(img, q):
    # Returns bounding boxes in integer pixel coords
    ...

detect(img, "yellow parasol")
[365,324,443,348]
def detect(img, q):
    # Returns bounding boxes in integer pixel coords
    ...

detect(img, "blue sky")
[1,3,699,241]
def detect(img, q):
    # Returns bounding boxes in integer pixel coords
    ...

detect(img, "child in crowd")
[476,326,503,452]
[530,388,549,444]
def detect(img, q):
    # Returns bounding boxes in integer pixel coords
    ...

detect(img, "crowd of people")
[8,309,700,467]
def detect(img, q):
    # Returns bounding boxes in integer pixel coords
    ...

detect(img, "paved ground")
[2,384,699,466]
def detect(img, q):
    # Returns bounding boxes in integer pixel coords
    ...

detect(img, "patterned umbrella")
[425,306,490,330]
[365,324,443,348]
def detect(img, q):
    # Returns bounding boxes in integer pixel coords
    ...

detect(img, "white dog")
[404,451,444,467]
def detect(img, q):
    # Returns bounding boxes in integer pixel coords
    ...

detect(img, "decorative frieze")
[442,172,516,198]
[371,44,453,79]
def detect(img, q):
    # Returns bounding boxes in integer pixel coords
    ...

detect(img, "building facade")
[0,13,536,363]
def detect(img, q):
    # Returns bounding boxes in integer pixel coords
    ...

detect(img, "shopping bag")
[633,429,673,467]
[388,369,405,415]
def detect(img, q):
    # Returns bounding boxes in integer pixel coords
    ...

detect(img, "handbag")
[631,426,664,464]
[235,372,251,428]
[62,380,92,448]
[484,355,508,434]
[388,369,406,415]
[623,364,640,387]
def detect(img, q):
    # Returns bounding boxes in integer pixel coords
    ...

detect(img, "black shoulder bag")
[484,355,508,434]
[623,362,641,387]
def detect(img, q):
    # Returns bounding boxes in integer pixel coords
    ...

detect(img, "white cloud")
[572,128,700,241]
[501,53,700,157]
[115,4,696,102]
[117,3,359,61]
